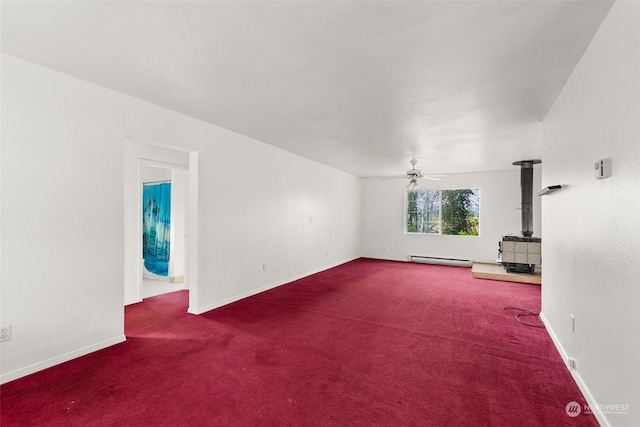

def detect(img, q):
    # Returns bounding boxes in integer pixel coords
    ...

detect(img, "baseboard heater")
[409,255,473,267]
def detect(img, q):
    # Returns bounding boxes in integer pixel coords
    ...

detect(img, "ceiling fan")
[383,159,445,191]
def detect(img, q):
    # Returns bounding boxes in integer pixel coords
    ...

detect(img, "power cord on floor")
[502,306,545,328]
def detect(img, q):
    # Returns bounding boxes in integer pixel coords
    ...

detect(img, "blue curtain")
[143,182,171,276]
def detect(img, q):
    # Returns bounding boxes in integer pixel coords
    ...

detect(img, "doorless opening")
[124,138,198,313]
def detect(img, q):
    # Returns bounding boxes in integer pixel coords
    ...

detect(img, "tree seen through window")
[406,189,479,236]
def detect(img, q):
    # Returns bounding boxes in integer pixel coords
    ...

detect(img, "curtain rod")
[143,180,171,185]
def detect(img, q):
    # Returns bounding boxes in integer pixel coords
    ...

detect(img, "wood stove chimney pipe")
[513,159,541,237]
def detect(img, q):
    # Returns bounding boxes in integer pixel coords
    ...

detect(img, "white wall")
[1,54,126,381]
[541,2,639,426]
[169,168,187,282]
[0,53,361,382]
[142,164,172,182]
[362,168,541,263]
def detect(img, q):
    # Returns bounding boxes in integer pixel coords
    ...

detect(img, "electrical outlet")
[262,263,267,272]
[568,357,576,370]
[0,325,11,342]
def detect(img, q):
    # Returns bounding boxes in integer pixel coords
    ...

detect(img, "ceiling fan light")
[407,179,419,191]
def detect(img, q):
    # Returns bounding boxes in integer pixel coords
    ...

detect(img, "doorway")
[124,138,198,312]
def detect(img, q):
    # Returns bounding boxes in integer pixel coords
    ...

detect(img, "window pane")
[441,189,480,236]
[406,190,440,234]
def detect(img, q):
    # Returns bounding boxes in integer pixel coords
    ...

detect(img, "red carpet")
[1,258,598,426]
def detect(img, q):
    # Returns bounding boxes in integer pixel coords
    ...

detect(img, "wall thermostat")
[594,158,611,179]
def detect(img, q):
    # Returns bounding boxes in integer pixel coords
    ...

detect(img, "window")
[406,189,479,236]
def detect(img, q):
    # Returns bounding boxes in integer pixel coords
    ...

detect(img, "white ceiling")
[1,1,613,177]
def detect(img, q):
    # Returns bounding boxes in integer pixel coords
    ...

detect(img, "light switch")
[594,158,611,179]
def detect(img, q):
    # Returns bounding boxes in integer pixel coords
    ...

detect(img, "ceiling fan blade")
[381,176,409,180]
[419,177,442,181]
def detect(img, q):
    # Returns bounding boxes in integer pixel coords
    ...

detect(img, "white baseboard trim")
[359,254,409,263]
[0,335,126,385]
[188,257,359,315]
[540,312,610,427]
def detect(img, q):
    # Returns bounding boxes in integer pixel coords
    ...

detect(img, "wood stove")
[499,160,541,274]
